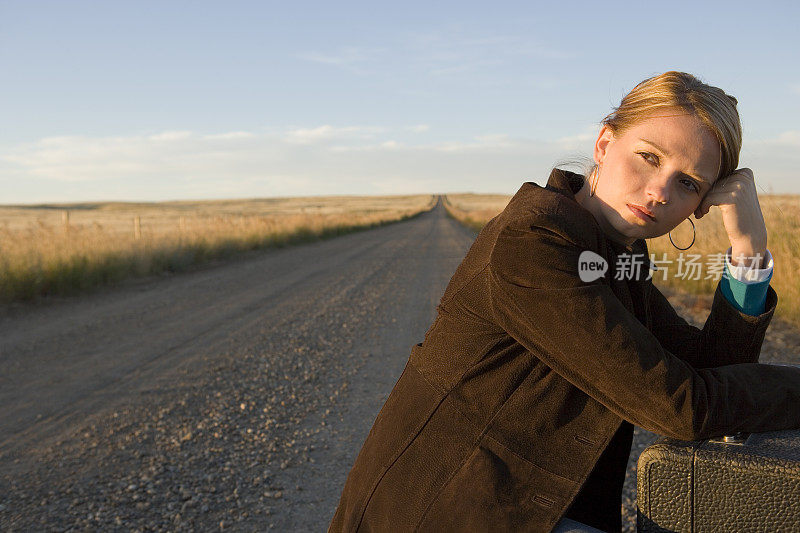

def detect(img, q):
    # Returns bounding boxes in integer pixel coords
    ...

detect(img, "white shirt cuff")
[725,247,774,284]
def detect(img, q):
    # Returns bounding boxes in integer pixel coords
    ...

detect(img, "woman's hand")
[693,168,768,268]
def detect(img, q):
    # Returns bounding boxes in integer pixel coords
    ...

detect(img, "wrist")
[729,246,767,268]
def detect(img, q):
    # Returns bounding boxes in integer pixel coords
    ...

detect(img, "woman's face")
[579,108,721,246]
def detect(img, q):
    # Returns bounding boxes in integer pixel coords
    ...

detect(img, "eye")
[680,178,699,193]
[637,151,659,166]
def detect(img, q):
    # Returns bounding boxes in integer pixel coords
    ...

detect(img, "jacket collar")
[544,167,586,201]
[544,167,651,261]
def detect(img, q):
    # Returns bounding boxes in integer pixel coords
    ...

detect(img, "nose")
[645,174,670,205]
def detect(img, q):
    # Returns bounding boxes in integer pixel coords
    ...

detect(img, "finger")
[696,190,722,217]
[703,175,740,205]
[695,187,728,218]
[695,169,756,220]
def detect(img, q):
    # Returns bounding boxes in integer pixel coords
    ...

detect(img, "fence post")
[62,210,70,234]
[134,216,141,240]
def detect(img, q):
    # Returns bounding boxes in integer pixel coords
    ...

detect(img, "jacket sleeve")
[487,212,800,441]
[646,277,777,369]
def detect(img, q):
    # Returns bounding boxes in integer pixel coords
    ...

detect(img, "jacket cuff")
[713,279,777,326]
[720,255,773,316]
[707,282,777,365]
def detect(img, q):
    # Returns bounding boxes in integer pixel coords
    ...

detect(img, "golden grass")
[646,195,800,325]
[443,194,512,232]
[0,195,436,303]
[445,193,800,328]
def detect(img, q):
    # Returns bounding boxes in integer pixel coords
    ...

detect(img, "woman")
[329,71,800,533]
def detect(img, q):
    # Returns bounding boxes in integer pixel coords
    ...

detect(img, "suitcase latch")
[709,432,749,445]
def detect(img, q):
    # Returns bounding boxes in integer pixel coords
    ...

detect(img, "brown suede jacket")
[329,168,800,533]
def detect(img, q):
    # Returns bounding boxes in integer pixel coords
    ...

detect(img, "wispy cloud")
[432,134,520,153]
[406,124,430,133]
[148,131,193,141]
[295,25,570,84]
[284,125,385,144]
[403,26,573,80]
[295,46,383,75]
[4,124,796,203]
[554,125,599,150]
[428,59,503,77]
[202,131,255,140]
[296,45,375,65]
[407,30,572,62]
[774,130,800,145]
[0,125,591,200]
[748,130,800,148]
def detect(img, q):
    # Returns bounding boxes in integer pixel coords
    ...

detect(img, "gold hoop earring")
[669,217,696,250]
[589,165,600,197]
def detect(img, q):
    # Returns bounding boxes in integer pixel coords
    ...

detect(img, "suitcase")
[636,429,800,532]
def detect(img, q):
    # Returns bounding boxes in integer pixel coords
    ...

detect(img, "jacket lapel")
[544,167,653,326]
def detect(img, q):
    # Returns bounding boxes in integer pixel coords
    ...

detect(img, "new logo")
[578,250,608,282]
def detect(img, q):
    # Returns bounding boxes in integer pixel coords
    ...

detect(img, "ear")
[593,124,615,165]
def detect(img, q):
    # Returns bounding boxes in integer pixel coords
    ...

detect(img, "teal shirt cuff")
[720,262,772,316]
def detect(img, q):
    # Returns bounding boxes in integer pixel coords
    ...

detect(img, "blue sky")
[1,0,798,203]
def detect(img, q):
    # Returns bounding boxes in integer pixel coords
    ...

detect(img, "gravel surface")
[0,198,474,531]
[2,198,798,532]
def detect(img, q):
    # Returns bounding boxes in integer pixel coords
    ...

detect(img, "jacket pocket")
[415,433,577,533]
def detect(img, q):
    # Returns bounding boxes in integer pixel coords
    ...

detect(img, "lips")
[627,204,656,222]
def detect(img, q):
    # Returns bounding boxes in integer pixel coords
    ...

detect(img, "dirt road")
[0,197,476,530]
[2,197,799,531]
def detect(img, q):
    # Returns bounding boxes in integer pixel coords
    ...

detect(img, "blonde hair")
[599,71,742,181]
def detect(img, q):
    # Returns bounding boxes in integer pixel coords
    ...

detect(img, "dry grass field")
[0,195,435,303]
[444,193,800,328]
[443,193,513,232]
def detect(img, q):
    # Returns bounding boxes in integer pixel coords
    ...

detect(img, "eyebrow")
[639,138,712,186]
